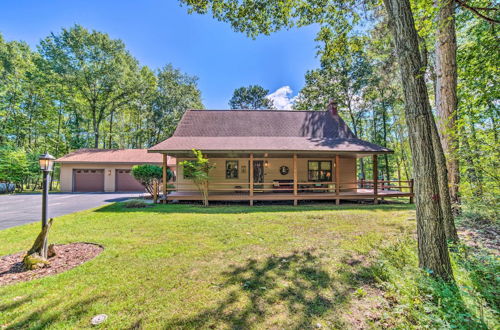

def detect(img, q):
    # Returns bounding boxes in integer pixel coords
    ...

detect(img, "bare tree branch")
[454,0,500,24]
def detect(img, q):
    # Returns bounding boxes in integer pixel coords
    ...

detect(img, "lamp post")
[39,153,55,258]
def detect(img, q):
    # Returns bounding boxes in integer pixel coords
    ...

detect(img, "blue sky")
[0,0,320,109]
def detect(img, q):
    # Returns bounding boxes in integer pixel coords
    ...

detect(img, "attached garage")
[56,149,176,193]
[73,169,105,192]
[115,169,144,192]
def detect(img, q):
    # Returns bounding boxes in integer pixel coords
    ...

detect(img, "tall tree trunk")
[358,122,366,180]
[346,100,366,180]
[109,110,114,148]
[395,126,411,180]
[93,119,100,148]
[468,120,485,195]
[381,100,390,181]
[28,111,33,147]
[401,151,410,181]
[396,160,402,190]
[359,158,366,180]
[435,0,460,208]
[417,5,459,241]
[461,123,483,197]
[383,0,453,280]
[55,107,63,155]
[91,104,101,148]
[430,114,459,241]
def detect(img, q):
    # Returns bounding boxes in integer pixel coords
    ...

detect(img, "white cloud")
[266,86,297,110]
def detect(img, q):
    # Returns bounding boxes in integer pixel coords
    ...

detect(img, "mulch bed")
[0,243,103,286]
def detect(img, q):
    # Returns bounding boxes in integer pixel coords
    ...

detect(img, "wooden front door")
[253,160,264,183]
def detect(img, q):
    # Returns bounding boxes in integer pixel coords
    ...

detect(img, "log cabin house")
[149,101,413,205]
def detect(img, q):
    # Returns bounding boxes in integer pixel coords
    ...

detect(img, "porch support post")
[249,153,254,206]
[373,154,378,204]
[293,153,298,206]
[162,154,168,204]
[335,155,340,205]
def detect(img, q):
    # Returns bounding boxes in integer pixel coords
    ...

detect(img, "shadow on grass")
[1,293,106,329]
[423,277,489,329]
[162,250,380,329]
[0,294,40,314]
[95,201,415,215]
[373,238,494,329]
[454,245,500,314]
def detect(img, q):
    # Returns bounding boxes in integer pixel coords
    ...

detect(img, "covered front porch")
[160,152,414,206]
[167,188,413,204]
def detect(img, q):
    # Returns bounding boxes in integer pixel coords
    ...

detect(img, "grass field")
[0,203,497,329]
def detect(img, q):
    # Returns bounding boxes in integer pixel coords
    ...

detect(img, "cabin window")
[308,161,332,182]
[226,160,239,179]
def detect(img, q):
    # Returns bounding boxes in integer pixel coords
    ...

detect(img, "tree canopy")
[228,85,275,110]
[0,25,204,190]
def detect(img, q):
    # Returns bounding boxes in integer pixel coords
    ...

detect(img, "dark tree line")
[1,25,204,190]
[1,25,203,153]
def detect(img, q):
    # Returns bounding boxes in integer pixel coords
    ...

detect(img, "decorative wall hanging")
[279,166,289,175]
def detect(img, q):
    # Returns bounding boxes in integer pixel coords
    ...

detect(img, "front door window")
[253,160,264,183]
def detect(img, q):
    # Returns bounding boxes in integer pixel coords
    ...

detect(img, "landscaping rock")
[47,244,57,258]
[22,254,48,270]
[91,314,108,325]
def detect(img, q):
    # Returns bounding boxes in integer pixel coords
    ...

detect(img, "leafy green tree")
[0,35,55,151]
[455,13,499,216]
[180,149,215,207]
[2,28,204,155]
[152,64,204,142]
[229,85,275,110]
[0,147,29,190]
[294,30,374,179]
[131,164,173,197]
[38,25,142,148]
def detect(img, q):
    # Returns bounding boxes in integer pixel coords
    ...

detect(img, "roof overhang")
[56,161,166,165]
[148,149,393,159]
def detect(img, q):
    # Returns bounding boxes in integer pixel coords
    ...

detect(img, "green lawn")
[0,203,497,329]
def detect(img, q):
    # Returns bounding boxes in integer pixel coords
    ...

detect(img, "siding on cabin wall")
[175,156,357,190]
[338,157,357,191]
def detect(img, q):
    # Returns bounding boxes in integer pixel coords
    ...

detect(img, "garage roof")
[56,149,175,165]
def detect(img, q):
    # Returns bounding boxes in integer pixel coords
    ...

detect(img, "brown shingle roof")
[149,110,392,153]
[56,149,175,165]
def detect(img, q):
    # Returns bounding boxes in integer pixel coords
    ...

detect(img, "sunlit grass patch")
[0,203,496,329]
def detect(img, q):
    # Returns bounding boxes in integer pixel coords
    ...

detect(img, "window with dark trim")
[308,161,332,182]
[226,160,239,179]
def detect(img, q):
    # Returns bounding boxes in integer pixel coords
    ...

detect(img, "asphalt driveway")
[0,192,144,230]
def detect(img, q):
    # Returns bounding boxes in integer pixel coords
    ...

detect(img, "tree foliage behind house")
[0,25,204,156]
[228,85,275,110]
[0,147,40,191]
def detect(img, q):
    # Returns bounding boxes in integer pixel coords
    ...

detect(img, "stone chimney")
[327,99,338,116]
